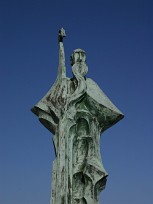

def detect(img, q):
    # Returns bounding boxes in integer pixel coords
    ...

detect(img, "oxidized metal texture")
[31,28,124,204]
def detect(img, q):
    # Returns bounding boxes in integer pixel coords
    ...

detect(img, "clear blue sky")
[0,0,152,203]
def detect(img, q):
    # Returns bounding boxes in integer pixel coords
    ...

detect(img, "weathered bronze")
[31,28,124,204]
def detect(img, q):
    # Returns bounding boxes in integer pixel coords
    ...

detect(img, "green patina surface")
[31,28,124,204]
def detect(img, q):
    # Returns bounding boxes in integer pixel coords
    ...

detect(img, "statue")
[31,28,124,204]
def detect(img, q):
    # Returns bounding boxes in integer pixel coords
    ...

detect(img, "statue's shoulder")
[32,77,70,109]
[86,78,123,114]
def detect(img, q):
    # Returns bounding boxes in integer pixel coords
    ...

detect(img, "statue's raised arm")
[57,28,66,80]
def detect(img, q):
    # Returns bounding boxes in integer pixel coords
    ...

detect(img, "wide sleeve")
[31,87,59,134]
[86,78,124,132]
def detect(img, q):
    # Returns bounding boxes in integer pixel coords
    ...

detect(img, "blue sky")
[0,0,152,203]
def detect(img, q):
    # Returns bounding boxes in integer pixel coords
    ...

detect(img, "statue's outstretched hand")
[58,28,66,42]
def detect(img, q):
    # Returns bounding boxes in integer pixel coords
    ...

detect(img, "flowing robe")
[31,63,124,203]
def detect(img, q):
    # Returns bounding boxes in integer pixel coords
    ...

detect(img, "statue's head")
[70,49,86,66]
[70,49,88,77]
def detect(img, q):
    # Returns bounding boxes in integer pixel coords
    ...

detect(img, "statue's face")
[71,49,88,77]
[71,49,86,65]
[73,51,86,64]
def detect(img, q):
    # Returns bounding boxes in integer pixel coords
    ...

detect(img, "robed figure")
[31,28,124,204]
